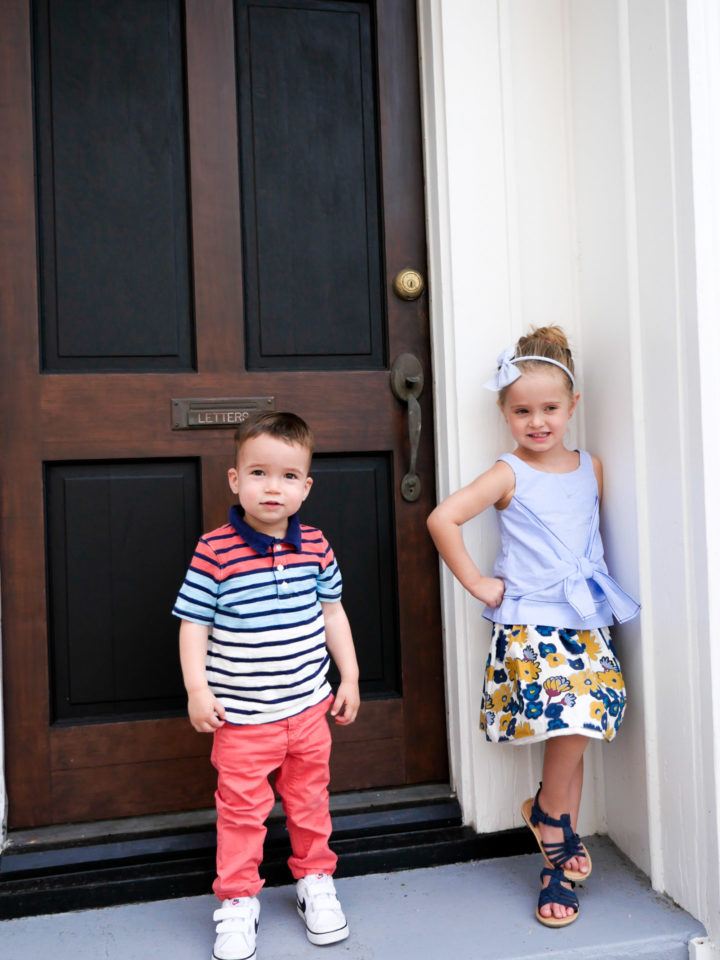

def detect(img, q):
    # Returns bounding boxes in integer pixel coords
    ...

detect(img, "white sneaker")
[212,896,260,960]
[295,873,349,945]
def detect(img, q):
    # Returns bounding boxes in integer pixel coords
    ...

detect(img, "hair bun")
[528,325,570,354]
[507,324,575,392]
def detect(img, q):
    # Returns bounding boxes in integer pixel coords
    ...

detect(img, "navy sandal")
[521,785,592,881]
[536,867,579,927]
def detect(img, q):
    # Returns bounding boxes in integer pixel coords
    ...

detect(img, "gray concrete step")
[0,836,705,960]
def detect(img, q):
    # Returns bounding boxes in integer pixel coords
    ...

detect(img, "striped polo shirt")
[173,506,342,724]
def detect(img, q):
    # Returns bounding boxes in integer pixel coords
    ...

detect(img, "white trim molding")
[417,0,719,945]
[690,938,720,960]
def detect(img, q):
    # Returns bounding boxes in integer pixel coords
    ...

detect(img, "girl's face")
[500,369,579,459]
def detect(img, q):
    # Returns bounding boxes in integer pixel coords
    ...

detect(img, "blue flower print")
[526,700,544,719]
[557,630,584,655]
[607,691,625,718]
[483,621,627,746]
[495,631,508,663]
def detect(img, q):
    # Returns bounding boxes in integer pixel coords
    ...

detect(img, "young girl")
[427,326,639,927]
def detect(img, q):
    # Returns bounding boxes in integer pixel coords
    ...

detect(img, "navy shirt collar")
[229,505,302,554]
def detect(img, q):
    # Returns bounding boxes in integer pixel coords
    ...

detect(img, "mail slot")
[171,397,276,430]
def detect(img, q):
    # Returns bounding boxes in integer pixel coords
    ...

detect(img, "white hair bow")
[483,346,576,392]
[483,347,522,391]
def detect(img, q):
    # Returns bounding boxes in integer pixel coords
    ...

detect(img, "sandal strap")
[541,834,585,867]
[538,867,578,911]
[530,788,572,831]
[530,786,585,867]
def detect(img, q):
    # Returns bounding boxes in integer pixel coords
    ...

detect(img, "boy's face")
[228,433,313,538]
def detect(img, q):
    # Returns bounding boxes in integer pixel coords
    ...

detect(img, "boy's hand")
[331,681,360,725]
[187,688,226,733]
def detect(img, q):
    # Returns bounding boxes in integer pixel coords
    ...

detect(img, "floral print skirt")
[481,623,626,745]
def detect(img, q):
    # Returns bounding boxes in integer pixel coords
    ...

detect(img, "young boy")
[173,412,360,960]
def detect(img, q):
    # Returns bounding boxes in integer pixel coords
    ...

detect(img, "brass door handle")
[393,268,425,301]
[390,354,423,502]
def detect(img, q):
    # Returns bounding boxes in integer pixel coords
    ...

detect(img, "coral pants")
[211,695,337,900]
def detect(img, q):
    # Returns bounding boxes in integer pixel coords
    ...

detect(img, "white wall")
[418,0,603,837]
[418,0,719,945]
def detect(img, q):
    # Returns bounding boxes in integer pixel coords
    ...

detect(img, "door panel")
[34,0,194,372]
[236,0,384,370]
[0,0,446,828]
[45,460,199,721]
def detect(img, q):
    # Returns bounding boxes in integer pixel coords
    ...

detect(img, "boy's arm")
[321,600,360,725]
[179,619,226,733]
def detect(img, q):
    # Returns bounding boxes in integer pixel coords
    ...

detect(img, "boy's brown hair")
[233,411,315,460]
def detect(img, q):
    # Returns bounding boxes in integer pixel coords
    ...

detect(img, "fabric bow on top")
[484,346,522,392]
[563,556,641,624]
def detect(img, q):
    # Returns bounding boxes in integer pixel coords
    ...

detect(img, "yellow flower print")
[479,712,487,732]
[486,663,495,686]
[579,631,602,661]
[546,652,566,668]
[508,625,528,645]
[504,657,517,682]
[597,669,624,690]
[569,670,601,697]
[513,659,540,683]
[490,683,513,713]
[499,712,514,732]
[543,675,572,696]
[513,721,534,739]
[589,701,604,721]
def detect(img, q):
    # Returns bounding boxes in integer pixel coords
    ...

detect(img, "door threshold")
[3,782,456,855]
[0,783,535,919]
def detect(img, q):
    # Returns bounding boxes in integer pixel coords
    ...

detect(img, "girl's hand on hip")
[470,576,506,608]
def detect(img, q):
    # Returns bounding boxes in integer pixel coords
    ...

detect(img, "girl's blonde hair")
[498,325,575,403]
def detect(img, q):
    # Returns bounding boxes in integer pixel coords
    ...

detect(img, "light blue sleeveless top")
[483,451,640,629]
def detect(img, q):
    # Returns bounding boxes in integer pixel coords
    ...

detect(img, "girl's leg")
[537,734,589,921]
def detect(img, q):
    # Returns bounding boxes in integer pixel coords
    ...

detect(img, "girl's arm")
[179,619,226,733]
[427,460,514,607]
[591,454,603,502]
[322,600,360,725]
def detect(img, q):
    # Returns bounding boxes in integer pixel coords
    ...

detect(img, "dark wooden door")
[0,0,446,828]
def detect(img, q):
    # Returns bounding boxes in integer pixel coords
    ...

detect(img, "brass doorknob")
[393,268,425,301]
